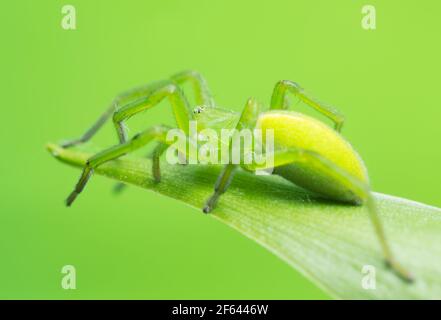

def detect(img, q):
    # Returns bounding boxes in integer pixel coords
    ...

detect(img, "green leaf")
[47,143,441,299]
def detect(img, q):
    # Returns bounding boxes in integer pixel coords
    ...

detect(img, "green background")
[1,0,440,299]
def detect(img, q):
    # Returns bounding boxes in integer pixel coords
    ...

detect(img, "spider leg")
[62,70,213,148]
[60,82,162,148]
[170,70,215,107]
[113,142,169,193]
[112,80,194,143]
[203,97,261,213]
[203,164,236,213]
[105,80,196,190]
[241,148,413,283]
[61,102,116,148]
[66,125,175,206]
[270,80,345,132]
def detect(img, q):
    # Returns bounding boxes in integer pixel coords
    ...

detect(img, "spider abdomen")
[256,110,369,203]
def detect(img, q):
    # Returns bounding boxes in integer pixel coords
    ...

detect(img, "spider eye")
[193,106,206,114]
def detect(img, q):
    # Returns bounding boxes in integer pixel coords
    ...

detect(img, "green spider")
[61,70,412,282]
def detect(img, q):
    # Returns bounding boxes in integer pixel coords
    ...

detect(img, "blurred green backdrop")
[1,0,440,299]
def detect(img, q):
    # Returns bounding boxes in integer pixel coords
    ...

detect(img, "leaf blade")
[47,143,441,299]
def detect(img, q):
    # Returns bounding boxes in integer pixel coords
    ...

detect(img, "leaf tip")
[46,142,62,158]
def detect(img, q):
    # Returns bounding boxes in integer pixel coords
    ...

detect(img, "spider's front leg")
[62,70,214,193]
[109,76,206,192]
[60,85,157,148]
[270,80,345,132]
[61,70,213,148]
[171,70,215,108]
[66,125,176,206]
